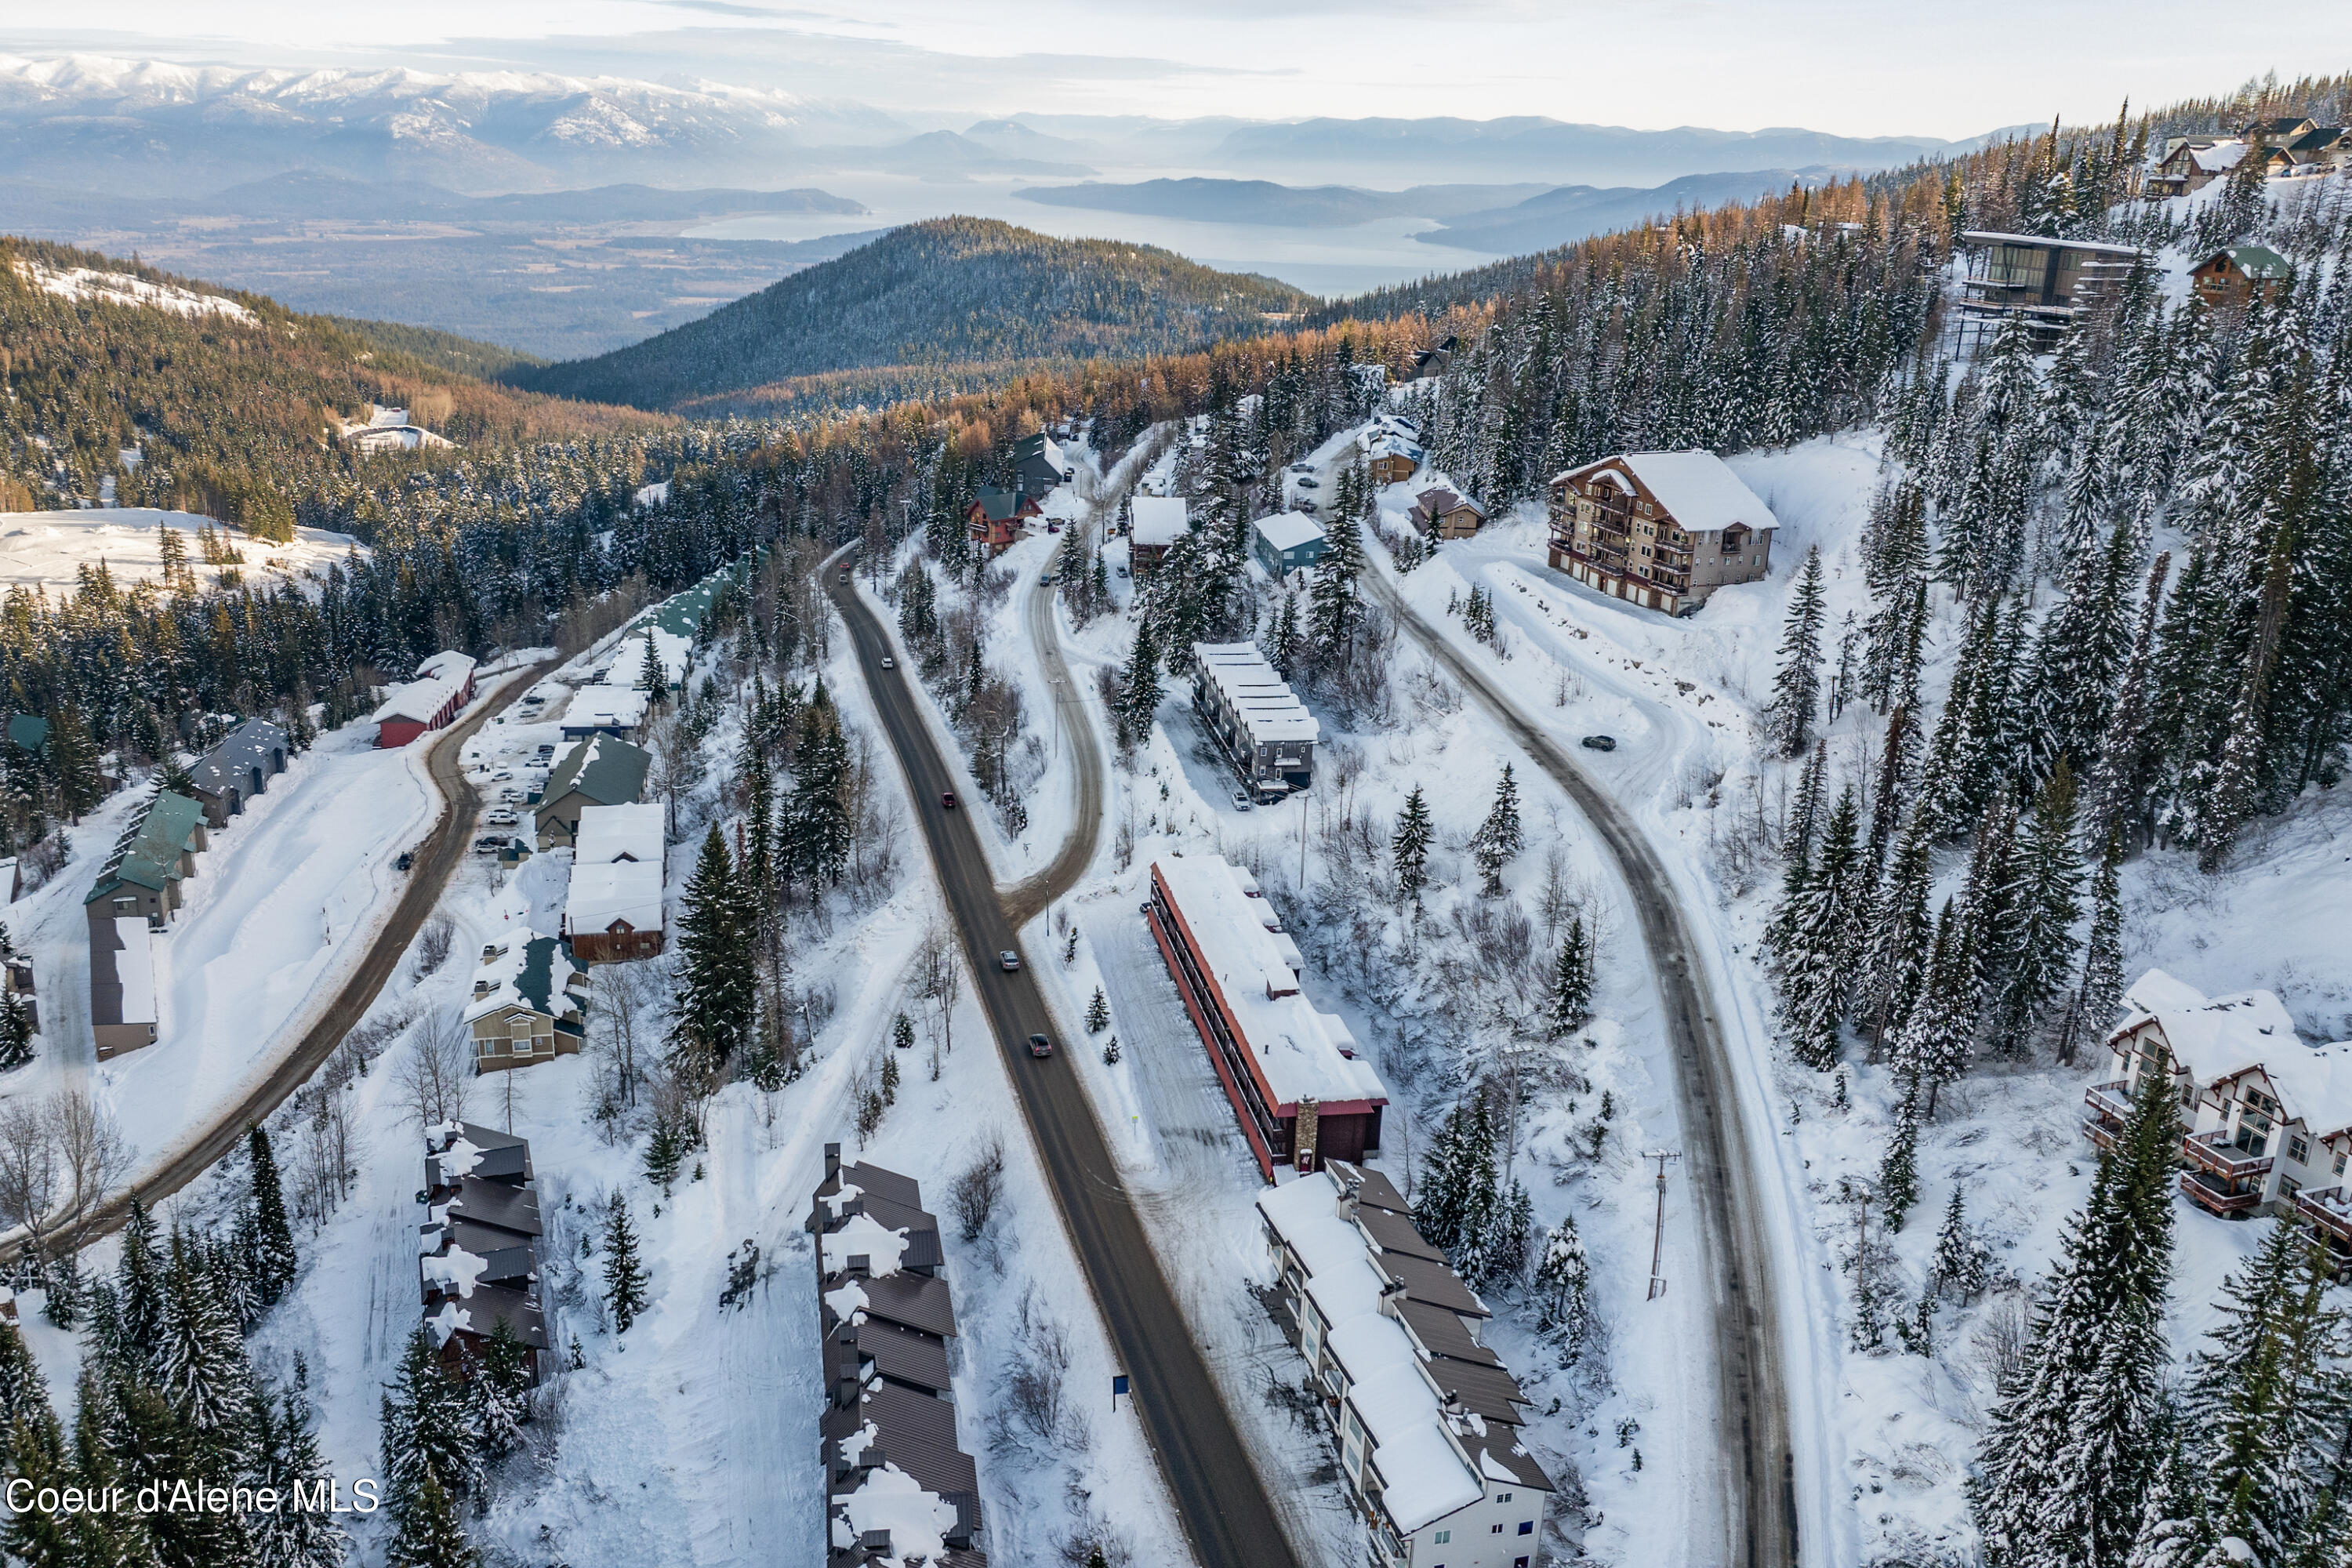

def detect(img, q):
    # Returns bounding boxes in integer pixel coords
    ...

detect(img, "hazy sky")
[9,1,2347,137]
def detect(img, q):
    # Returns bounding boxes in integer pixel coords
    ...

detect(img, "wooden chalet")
[1546,451,1776,615]
[1407,485,1486,540]
[963,486,1041,554]
[2190,244,2294,309]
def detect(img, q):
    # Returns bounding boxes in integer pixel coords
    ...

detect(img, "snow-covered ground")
[0,507,360,597]
[0,717,436,1178]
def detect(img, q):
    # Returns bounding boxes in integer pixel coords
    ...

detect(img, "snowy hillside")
[0,508,358,597]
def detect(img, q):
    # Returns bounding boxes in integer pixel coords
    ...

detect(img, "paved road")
[51,659,555,1250]
[1364,566,1799,1568]
[1007,570,1106,924]
[826,562,1299,1568]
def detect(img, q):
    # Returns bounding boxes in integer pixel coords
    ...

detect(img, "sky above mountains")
[19,1,2352,140]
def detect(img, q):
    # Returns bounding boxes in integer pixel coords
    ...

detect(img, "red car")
[941,792,957,809]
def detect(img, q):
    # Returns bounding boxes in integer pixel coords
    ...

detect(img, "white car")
[485,808,519,826]
[880,656,895,670]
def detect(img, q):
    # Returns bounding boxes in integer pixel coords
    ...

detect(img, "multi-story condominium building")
[1545,451,1777,615]
[1190,641,1318,801]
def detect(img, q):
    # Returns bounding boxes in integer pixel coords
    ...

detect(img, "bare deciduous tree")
[0,1100,56,1251]
[416,916,454,977]
[950,1137,1005,1244]
[401,1011,475,1129]
[48,1090,126,1245]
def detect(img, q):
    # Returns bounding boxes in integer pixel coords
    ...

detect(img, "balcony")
[2293,1186,2352,1277]
[2181,1131,2272,1216]
[2082,1080,2130,1151]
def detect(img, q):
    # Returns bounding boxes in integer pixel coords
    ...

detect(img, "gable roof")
[1555,450,1777,533]
[967,485,1037,524]
[2203,243,2294,280]
[463,934,586,1025]
[5,715,47,755]
[1413,486,1486,520]
[574,802,665,864]
[540,736,651,811]
[187,717,289,800]
[1129,494,1188,547]
[1251,512,1327,554]
[87,789,206,904]
[567,860,663,935]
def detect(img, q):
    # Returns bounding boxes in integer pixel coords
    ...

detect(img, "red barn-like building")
[372,652,478,747]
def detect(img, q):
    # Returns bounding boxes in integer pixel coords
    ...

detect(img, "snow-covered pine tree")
[157,1226,253,1461]
[247,1124,298,1307]
[1860,813,1935,1054]
[1991,761,2085,1057]
[1310,504,1368,662]
[603,1196,649,1334]
[0,1318,46,1436]
[46,702,104,822]
[1267,589,1300,677]
[1776,786,1863,1071]
[2084,551,2174,852]
[1878,1087,1921,1232]
[1392,786,1434,905]
[1763,546,1828,757]
[1532,1215,1597,1367]
[1472,764,1523,895]
[1931,1187,1990,1301]
[381,1324,478,1526]
[2056,827,2128,1068]
[0,989,32,1073]
[1414,1101,1472,1253]
[1116,620,1160,755]
[245,1382,349,1568]
[472,1318,532,1468]
[387,1466,478,1568]
[891,1012,916,1053]
[668,825,756,1079]
[1548,916,1595,1037]
[790,695,854,886]
[1084,988,1109,1033]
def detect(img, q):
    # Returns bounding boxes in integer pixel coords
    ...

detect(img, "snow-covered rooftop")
[562,685,650,732]
[821,1210,911,1277]
[2116,969,2352,1134]
[371,651,474,727]
[1130,494,1188,548]
[1555,451,1778,534]
[1252,512,1327,553]
[566,858,662,936]
[573,802,664,864]
[1192,642,1320,746]
[1152,855,1385,1110]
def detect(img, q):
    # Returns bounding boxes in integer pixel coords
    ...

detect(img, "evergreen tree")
[156,1225,252,1460]
[603,1196,649,1334]
[1309,505,1367,660]
[387,1467,479,1568]
[245,1383,349,1568]
[1775,786,1864,1070]
[1991,761,2085,1057]
[1532,1216,1597,1366]
[1878,1086,1922,1232]
[1764,547,1828,756]
[472,1319,532,1469]
[113,1200,165,1388]
[0,989,33,1073]
[1267,588,1301,677]
[1391,786,1434,904]
[0,1317,48,1438]
[789,692,854,887]
[380,1325,477,1526]
[247,1123,299,1306]
[1472,764,1523,895]
[1084,988,1110,1033]
[1116,620,1160,754]
[1861,815,1936,1053]
[891,1012,916,1053]
[1931,1187,1990,1301]
[45,703,104,822]
[668,826,756,1079]
[1548,916,1595,1037]
[1894,900,1974,1116]
[633,629,666,703]
[2057,829,2128,1069]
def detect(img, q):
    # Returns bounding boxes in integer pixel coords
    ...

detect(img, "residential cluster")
[809,1144,987,1567]
[1189,641,1319,803]
[2085,970,2352,1275]
[83,717,292,1058]
[419,1120,549,1380]
[1259,1161,1554,1568]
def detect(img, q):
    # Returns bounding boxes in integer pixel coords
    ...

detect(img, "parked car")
[473,836,506,855]
[941,792,957,809]
[880,655,895,670]
[395,851,415,872]
[1295,477,1320,490]
[1288,462,1312,474]
[1232,789,1253,811]
[1581,735,1618,752]
[485,808,519,826]
[1047,522,1062,533]
[999,950,1021,973]
[492,770,513,781]
[537,743,556,757]
[499,788,523,803]
[1027,1033,1054,1059]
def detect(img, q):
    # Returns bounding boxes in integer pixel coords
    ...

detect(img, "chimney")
[1377,1276,1409,1319]
[823,1142,840,1185]
[1335,1178,1362,1224]
[835,1373,858,1410]
[847,1254,871,1276]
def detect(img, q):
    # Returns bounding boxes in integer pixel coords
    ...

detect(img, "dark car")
[1000,951,1021,973]
[942,792,957,809]
[395,851,415,872]
[1581,735,1618,752]
[1027,1033,1054,1058]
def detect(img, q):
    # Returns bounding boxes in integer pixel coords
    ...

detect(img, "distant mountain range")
[0,170,865,229]
[1417,168,1853,253]
[510,217,1316,410]
[1018,178,1553,227]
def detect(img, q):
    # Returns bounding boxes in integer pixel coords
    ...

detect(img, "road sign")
[1112,1373,1131,1410]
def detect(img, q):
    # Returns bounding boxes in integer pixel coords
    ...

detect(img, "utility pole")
[1644,1149,1682,1301]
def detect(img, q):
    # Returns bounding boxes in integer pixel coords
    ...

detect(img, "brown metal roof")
[855,1272,958,1339]
[1355,1205,1443,1263]
[1429,1356,1528,1426]
[1377,1251,1488,1319]
[444,1175,542,1238]
[1397,1298,1499,1366]
[859,1319,953,1396]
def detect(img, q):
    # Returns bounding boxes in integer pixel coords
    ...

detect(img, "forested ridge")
[510,217,1315,412]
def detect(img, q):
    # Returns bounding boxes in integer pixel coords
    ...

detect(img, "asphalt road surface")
[48,658,556,1250]
[1007,566,1106,924]
[826,561,1301,1568]
[1365,566,1800,1568]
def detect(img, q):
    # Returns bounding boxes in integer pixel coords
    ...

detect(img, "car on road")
[1027,1033,1054,1058]
[492,770,513,781]
[1047,521,1062,533]
[485,808,519,826]
[1039,572,1054,586]
[840,570,851,584]
[395,851,415,872]
[1581,735,1618,752]
[880,655,895,670]
[1232,789,1253,811]
[999,950,1021,972]
[941,792,957,809]
[1288,462,1312,474]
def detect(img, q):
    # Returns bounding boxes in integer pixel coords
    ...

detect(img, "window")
[1434,1530,1450,1544]
[1495,1494,1512,1504]
[1492,1523,1505,1533]
[1519,1521,1535,1534]
[2289,1135,2311,1166]
[1516,1558,1531,1568]
[2336,1152,2347,1178]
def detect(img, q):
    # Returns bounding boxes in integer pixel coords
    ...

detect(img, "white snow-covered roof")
[420,1245,490,1299]
[821,1210,910,1277]
[1192,642,1320,746]
[566,859,662,935]
[1255,1172,1482,1535]
[2115,969,2352,1134]
[1252,512,1327,554]
[1553,451,1778,534]
[573,802,664,864]
[829,1461,961,1559]
[1130,494,1188,548]
[416,650,476,684]
[563,684,650,732]
[1363,431,1424,463]
[2191,141,2250,173]
[1152,855,1385,1109]
[601,625,690,690]
[113,916,155,1024]
[371,651,474,726]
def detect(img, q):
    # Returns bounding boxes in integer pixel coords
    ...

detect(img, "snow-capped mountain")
[0,55,908,194]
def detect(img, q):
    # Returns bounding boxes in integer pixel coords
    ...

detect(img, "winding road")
[826,557,1301,1568]
[47,657,554,1250]
[1363,564,1801,1568]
